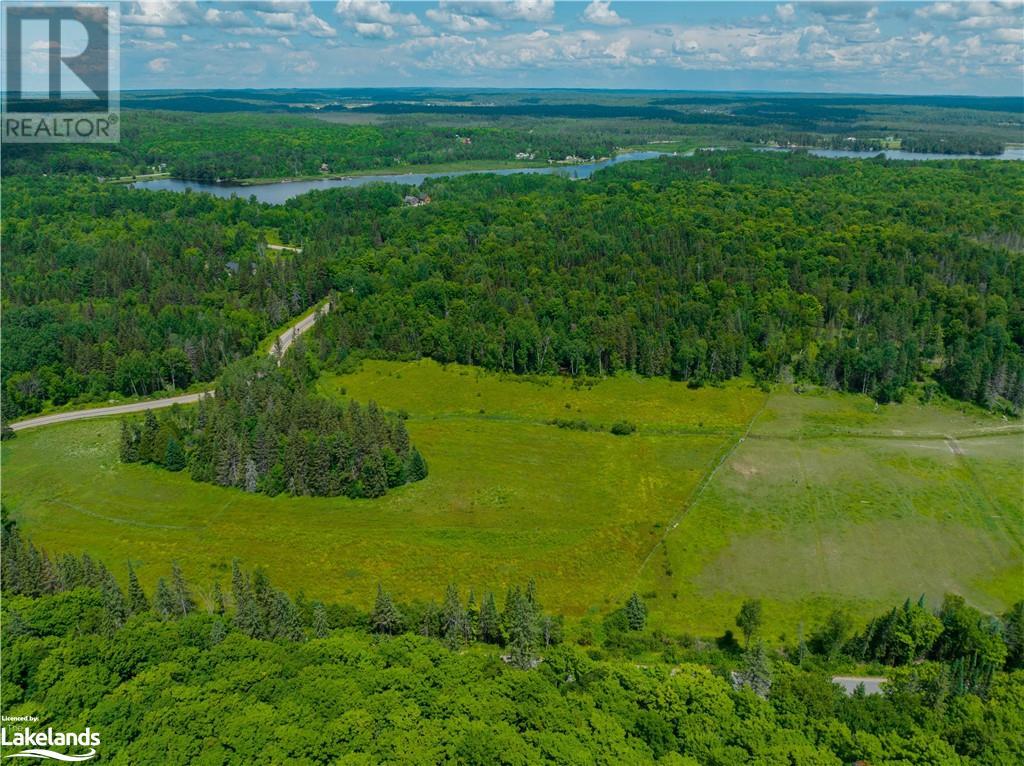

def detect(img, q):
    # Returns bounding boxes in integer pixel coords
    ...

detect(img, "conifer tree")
[139,411,159,463]
[626,592,647,631]
[100,570,127,633]
[506,588,539,669]
[406,447,428,482]
[126,562,149,615]
[211,581,226,615]
[119,420,140,463]
[164,436,186,471]
[442,583,470,650]
[372,584,402,635]
[171,562,195,616]
[313,602,329,638]
[479,592,502,645]
[210,618,227,646]
[154,578,175,620]
[466,590,479,642]
[739,640,773,698]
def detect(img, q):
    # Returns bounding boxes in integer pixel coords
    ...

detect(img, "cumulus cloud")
[336,0,419,26]
[146,56,171,72]
[441,1,555,23]
[426,8,500,32]
[582,1,628,27]
[775,3,796,23]
[122,1,199,27]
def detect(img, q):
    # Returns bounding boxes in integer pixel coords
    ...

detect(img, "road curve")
[10,301,331,432]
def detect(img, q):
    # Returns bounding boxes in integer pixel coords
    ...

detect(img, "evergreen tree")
[210,581,226,615]
[441,583,470,650]
[126,562,149,615]
[359,449,388,498]
[119,420,140,463]
[479,592,502,645]
[406,447,428,482]
[739,640,773,698]
[139,411,159,463]
[466,590,479,642]
[171,562,195,616]
[210,618,227,646]
[506,587,539,669]
[100,571,127,634]
[626,592,647,631]
[164,436,186,471]
[313,602,329,638]
[372,584,403,635]
[154,578,175,619]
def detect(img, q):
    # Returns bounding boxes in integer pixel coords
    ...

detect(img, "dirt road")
[10,301,330,432]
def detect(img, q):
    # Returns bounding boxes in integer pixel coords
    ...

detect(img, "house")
[403,194,431,207]
[320,162,330,173]
[515,151,535,160]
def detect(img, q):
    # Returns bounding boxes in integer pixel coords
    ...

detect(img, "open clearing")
[2,360,1020,636]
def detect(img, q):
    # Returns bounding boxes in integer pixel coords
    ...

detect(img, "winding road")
[10,301,330,432]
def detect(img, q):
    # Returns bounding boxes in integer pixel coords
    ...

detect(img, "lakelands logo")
[2,1,120,143]
[0,726,99,761]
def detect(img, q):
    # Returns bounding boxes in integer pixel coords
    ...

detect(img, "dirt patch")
[731,461,759,477]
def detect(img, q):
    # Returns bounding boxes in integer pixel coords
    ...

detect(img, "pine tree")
[126,562,149,615]
[626,592,647,631]
[211,581,226,615]
[479,592,502,645]
[739,640,773,698]
[164,436,186,472]
[100,570,127,634]
[139,411,159,463]
[372,584,403,635]
[406,447,428,482]
[442,583,470,650]
[244,457,259,493]
[171,562,195,616]
[313,602,329,638]
[359,449,389,498]
[119,420,140,463]
[210,618,227,645]
[506,588,539,669]
[154,578,175,619]
[466,590,479,642]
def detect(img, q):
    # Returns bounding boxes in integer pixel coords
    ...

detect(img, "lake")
[131,150,675,205]
[131,145,1024,205]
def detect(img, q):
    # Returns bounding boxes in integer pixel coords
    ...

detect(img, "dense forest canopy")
[4,151,1023,421]
[2,516,1023,765]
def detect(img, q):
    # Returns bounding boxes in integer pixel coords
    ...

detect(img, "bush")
[610,420,637,436]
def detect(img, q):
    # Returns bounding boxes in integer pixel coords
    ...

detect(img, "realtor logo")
[2,2,119,142]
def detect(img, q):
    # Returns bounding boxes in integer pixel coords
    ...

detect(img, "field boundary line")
[625,392,771,597]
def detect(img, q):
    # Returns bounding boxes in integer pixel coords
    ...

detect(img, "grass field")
[2,359,1020,638]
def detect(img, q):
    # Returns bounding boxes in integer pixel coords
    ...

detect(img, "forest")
[2,516,1022,764]
[4,151,1023,423]
[118,354,427,498]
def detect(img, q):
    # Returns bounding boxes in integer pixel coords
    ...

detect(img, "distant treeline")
[119,355,426,498]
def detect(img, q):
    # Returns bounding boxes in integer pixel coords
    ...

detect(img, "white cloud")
[426,8,500,32]
[122,1,198,27]
[336,0,420,26]
[776,4,796,23]
[441,1,555,23]
[353,21,396,39]
[582,1,628,27]
[146,57,171,72]
[203,8,250,27]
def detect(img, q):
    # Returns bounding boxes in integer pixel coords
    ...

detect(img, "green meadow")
[2,359,1020,637]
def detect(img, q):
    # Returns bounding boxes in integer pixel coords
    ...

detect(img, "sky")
[114,1,1024,95]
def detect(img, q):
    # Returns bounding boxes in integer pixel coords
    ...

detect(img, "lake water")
[131,150,675,205]
[132,145,1024,205]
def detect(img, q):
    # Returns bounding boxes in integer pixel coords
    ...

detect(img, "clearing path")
[10,300,330,432]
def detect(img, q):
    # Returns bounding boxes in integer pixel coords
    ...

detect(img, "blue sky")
[118,1,1024,95]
